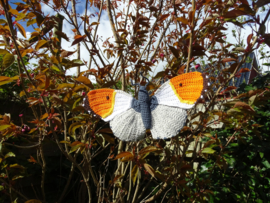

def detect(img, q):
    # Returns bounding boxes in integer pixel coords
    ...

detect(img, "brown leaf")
[99,128,113,134]
[139,146,158,156]
[247,33,253,46]
[143,163,156,179]
[114,152,133,160]
[52,0,61,9]
[61,50,76,58]
[178,64,186,75]
[169,46,179,58]
[0,76,11,81]
[40,113,48,120]
[75,76,94,89]
[239,0,249,5]
[221,86,237,94]
[153,71,165,79]
[28,155,37,163]
[239,68,250,73]
[71,35,86,46]
[45,75,50,89]
[102,81,117,88]
[55,31,69,41]
[0,49,10,55]
[131,165,138,185]
[222,58,237,63]
[111,174,123,184]
[159,14,170,22]
[121,153,134,162]
[102,134,115,144]
[233,101,254,112]
[15,22,26,38]
[223,10,247,18]
[256,0,270,7]
[176,17,189,25]
[35,39,48,50]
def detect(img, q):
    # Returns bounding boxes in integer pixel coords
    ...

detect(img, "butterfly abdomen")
[138,86,151,130]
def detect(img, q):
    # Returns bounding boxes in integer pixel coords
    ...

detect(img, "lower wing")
[150,105,187,139]
[110,108,146,141]
[84,88,144,141]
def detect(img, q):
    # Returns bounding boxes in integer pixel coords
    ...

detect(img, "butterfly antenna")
[130,78,140,86]
[140,72,150,87]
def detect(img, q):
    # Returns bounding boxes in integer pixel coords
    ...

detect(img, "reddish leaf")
[143,163,156,178]
[223,10,247,18]
[222,58,237,63]
[256,0,270,7]
[71,35,86,46]
[55,31,69,41]
[247,33,253,46]
[28,155,37,163]
[111,174,123,184]
[239,68,250,73]
[61,50,76,58]
[121,153,134,162]
[0,76,11,81]
[159,14,170,22]
[139,146,158,156]
[15,22,26,38]
[178,65,186,75]
[233,101,254,112]
[239,0,249,5]
[221,86,237,94]
[52,0,61,9]
[153,71,166,79]
[169,46,179,58]
[114,152,133,160]
[35,40,48,50]
[75,76,94,89]
[176,17,189,25]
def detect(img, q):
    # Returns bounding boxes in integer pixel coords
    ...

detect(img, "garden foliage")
[0,0,269,202]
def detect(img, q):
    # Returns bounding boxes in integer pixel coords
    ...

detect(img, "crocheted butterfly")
[84,72,208,141]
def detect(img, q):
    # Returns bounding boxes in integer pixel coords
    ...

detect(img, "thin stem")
[186,0,195,73]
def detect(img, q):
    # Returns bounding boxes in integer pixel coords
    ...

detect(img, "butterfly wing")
[150,72,207,139]
[84,89,145,141]
[151,105,187,139]
[151,72,207,109]
[84,89,134,122]
[110,108,146,141]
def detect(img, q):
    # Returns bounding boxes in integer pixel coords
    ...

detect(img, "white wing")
[153,80,195,109]
[150,105,187,139]
[110,108,146,141]
[103,90,133,122]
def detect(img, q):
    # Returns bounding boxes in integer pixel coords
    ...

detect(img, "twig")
[186,0,195,73]
[0,178,29,201]
[71,0,81,76]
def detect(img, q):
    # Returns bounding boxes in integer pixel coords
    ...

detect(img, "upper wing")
[84,89,135,122]
[151,72,207,109]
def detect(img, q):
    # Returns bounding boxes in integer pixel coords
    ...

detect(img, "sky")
[11,0,270,77]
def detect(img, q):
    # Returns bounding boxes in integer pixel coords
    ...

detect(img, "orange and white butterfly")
[84,72,208,141]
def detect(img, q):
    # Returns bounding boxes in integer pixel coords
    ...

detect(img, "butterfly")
[83,72,208,141]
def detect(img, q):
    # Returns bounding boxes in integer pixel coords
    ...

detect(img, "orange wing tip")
[170,72,209,104]
[86,89,116,119]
